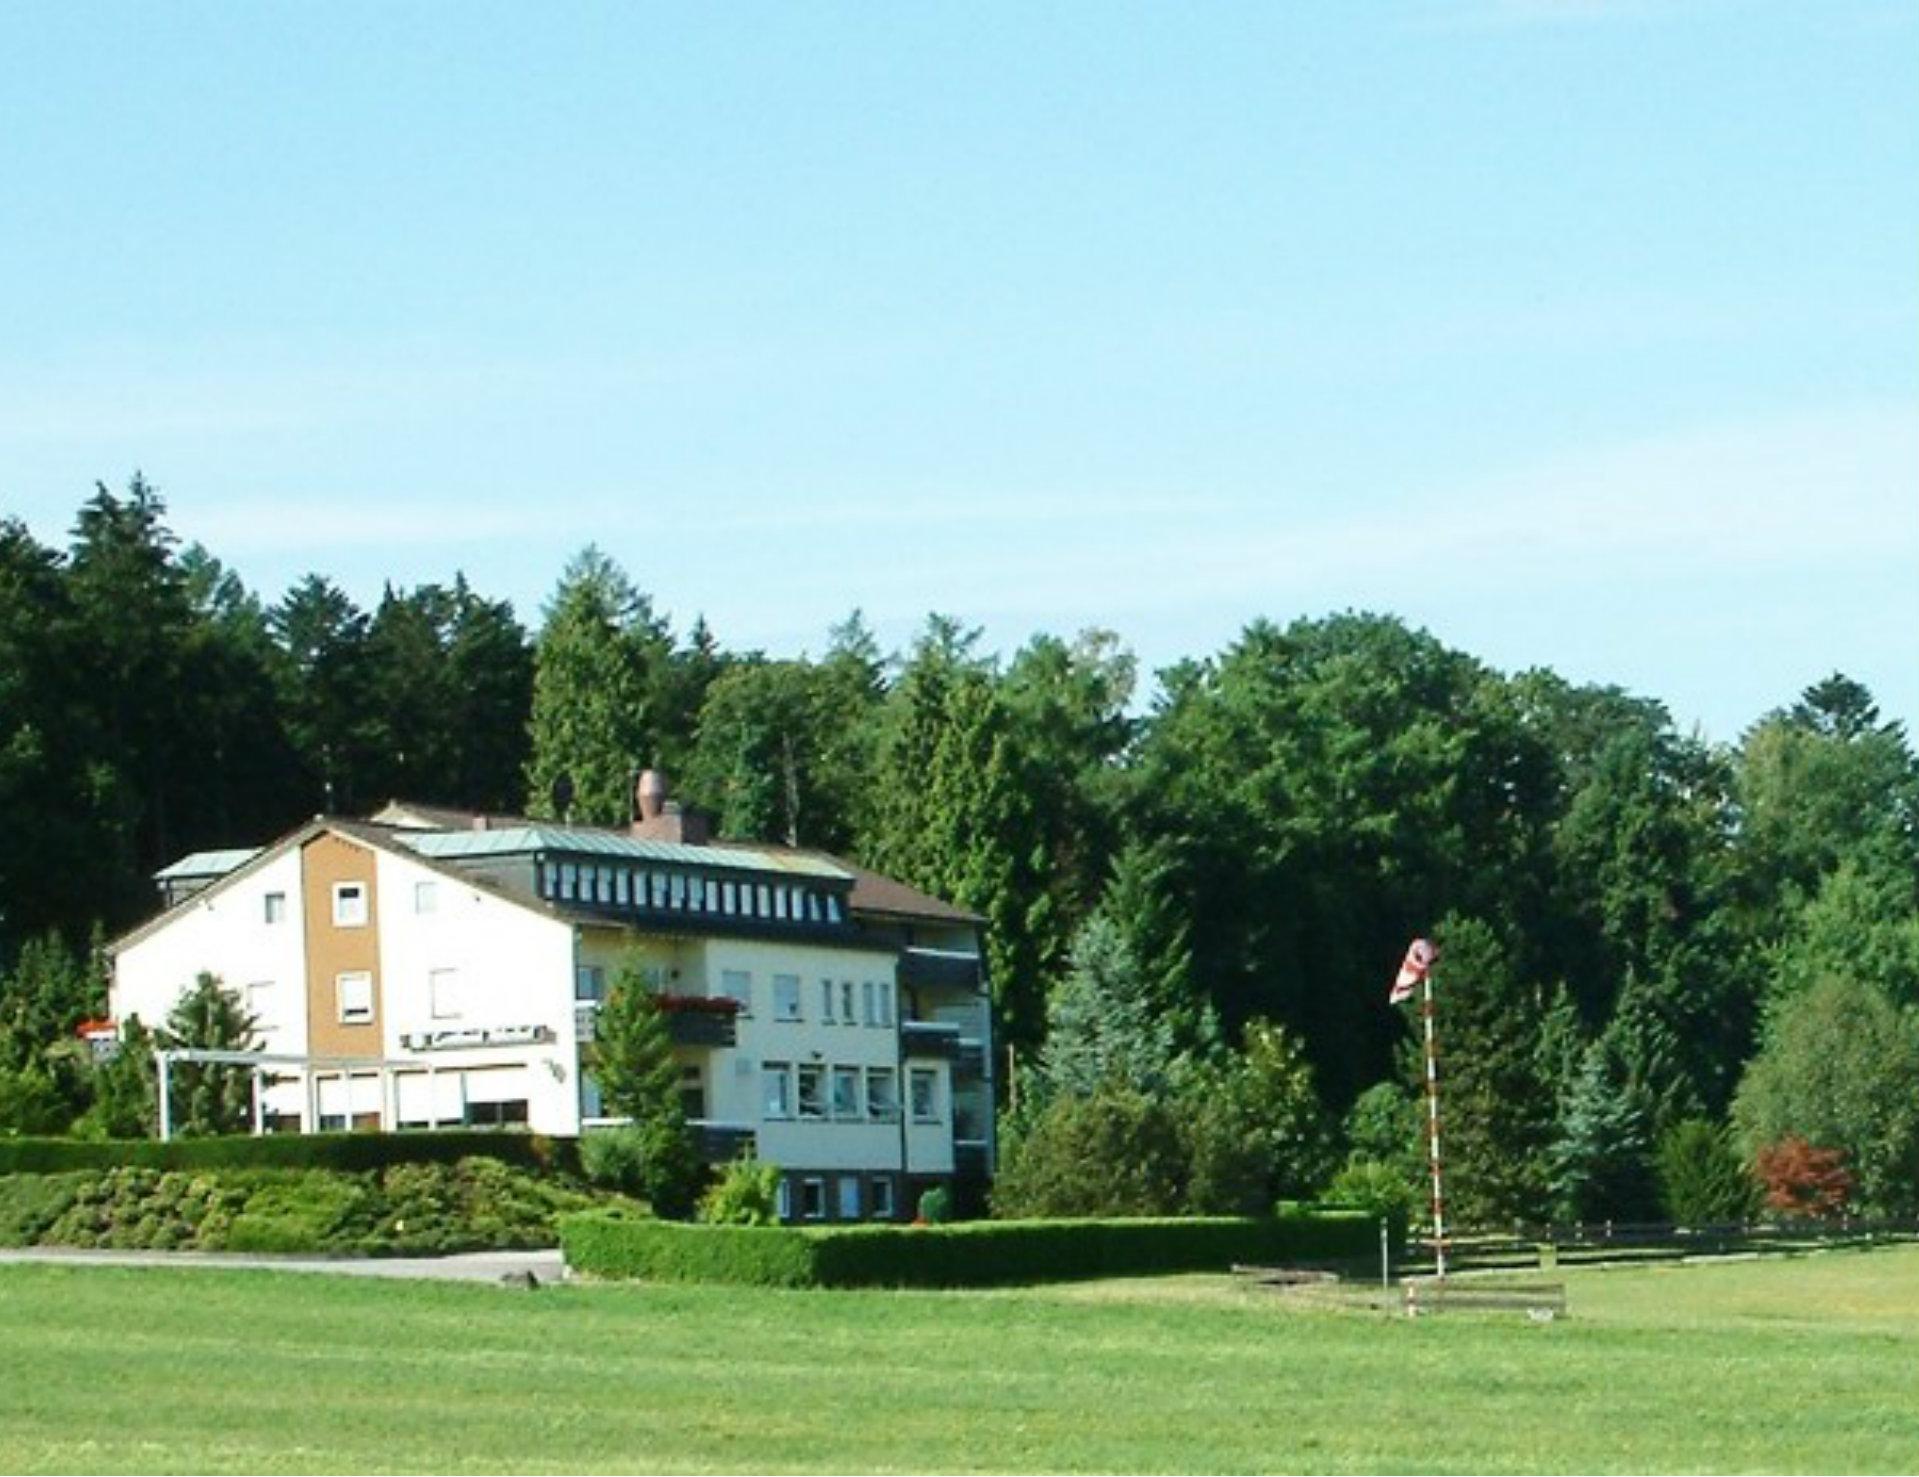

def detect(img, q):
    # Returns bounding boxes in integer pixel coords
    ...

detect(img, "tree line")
[4,474,1917,1225]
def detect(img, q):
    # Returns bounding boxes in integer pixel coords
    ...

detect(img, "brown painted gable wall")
[302,832,383,1056]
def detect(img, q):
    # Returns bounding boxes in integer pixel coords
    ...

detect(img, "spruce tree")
[590,959,703,1217]
[161,974,258,1136]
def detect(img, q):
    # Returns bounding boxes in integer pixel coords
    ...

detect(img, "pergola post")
[157,1051,173,1141]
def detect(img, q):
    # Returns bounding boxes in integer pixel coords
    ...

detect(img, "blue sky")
[2,1,1914,741]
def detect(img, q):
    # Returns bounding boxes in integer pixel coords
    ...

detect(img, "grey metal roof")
[395,826,851,881]
[153,848,261,881]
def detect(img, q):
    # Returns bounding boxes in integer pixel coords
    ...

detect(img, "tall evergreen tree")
[525,548,670,823]
[271,575,375,814]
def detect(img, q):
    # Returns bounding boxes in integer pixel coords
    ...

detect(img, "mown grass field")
[4,1245,1919,1473]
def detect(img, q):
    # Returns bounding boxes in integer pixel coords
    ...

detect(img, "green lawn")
[5,1247,1919,1473]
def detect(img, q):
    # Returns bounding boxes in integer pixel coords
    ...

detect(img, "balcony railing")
[901,1020,962,1059]
[575,996,739,1048]
[691,1120,756,1162]
[898,948,982,992]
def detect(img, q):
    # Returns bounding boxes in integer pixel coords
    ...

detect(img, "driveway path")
[0,1246,565,1283]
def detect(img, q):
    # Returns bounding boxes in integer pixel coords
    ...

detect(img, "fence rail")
[1397,1216,1919,1274]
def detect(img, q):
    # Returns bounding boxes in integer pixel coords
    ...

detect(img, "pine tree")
[590,958,703,1217]
[1032,913,1176,1106]
[1547,1040,1656,1223]
[525,548,669,823]
[161,974,258,1136]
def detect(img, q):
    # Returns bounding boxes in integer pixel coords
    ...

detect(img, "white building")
[109,793,995,1222]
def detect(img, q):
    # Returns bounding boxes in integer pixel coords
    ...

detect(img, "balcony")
[901,1020,962,1060]
[690,1120,756,1162]
[898,947,982,992]
[574,996,739,1048]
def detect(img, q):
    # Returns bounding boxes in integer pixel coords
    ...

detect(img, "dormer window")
[332,882,368,927]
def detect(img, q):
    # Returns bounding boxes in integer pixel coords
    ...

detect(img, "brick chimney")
[630,770,711,845]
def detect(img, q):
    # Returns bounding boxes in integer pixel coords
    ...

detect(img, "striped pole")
[1421,970,1447,1279]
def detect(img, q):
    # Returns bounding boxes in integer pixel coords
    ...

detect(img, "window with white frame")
[245,980,275,1033]
[336,971,374,1024]
[800,1177,826,1221]
[878,981,895,1027]
[429,967,461,1020]
[773,974,802,1022]
[831,1065,860,1119]
[861,980,877,1026]
[776,1178,793,1220]
[865,1067,899,1121]
[263,891,287,925]
[797,1063,826,1120]
[837,1176,861,1220]
[721,969,752,1013]
[910,1067,941,1123]
[332,882,368,927]
[840,980,856,1024]
[414,880,438,914]
[820,979,836,1023]
[762,1062,792,1119]
[871,1175,895,1219]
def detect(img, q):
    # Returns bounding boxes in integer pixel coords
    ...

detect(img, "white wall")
[112,849,310,1055]
[372,848,579,1135]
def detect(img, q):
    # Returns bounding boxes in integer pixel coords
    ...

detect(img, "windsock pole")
[1421,969,1447,1279]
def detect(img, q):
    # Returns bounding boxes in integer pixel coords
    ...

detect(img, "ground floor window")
[800,1177,826,1221]
[837,1176,861,1220]
[464,1099,529,1127]
[871,1175,896,1219]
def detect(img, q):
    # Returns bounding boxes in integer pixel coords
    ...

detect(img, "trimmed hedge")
[561,1208,1374,1288]
[0,1131,577,1178]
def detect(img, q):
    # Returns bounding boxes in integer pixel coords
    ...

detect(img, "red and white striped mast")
[1392,938,1446,1279]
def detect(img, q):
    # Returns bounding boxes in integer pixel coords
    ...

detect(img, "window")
[465,1099,529,1127]
[560,864,578,900]
[797,1063,826,1120]
[773,887,789,921]
[826,895,844,924]
[245,980,275,1032]
[820,979,836,1023]
[865,1067,899,1121]
[861,980,876,1026]
[773,974,802,1022]
[831,1065,860,1119]
[650,873,667,908]
[762,1062,792,1119]
[755,884,771,917]
[776,1178,793,1221]
[332,882,368,927]
[574,965,606,1002]
[840,981,856,1024]
[805,892,822,923]
[429,968,461,1020]
[722,881,738,915]
[336,971,374,1024]
[721,970,752,1013]
[263,892,287,925]
[878,982,895,1028]
[871,1175,895,1219]
[911,1067,941,1123]
[597,867,613,903]
[679,1065,706,1120]
[414,880,438,914]
[800,1177,826,1221]
[837,1176,861,1220]
[614,869,630,906]
[668,873,686,909]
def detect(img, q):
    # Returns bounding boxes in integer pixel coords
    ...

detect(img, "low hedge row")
[0,1158,603,1254]
[560,1207,1374,1288]
[0,1130,577,1178]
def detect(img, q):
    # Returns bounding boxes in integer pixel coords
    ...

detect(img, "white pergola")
[151,1047,463,1141]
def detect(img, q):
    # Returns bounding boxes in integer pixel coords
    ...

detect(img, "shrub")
[1324,1158,1417,1232]
[993,1089,1188,1218]
[0,1066,72,1136]
[561,1208,1375,1288]
[1656,1119,1759,1225]
[699,1155,782,1226]
[0,1130,577,1177]
[580,1126,650,1198]
[917,1185,953,1225]
[1754,1137,1854,1221]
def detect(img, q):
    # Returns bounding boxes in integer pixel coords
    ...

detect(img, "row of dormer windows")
[538,861,845,926]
